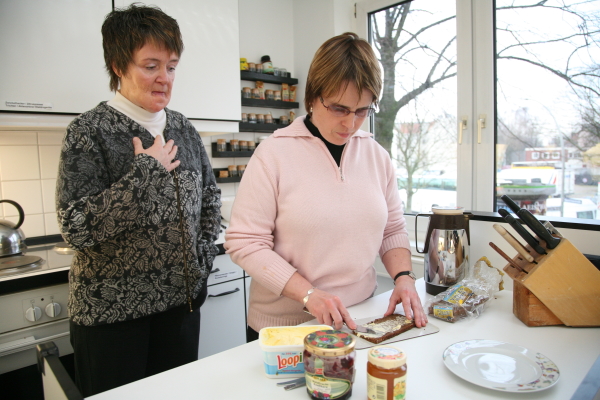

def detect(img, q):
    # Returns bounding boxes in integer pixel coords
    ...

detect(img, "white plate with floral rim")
[443,339,560,392]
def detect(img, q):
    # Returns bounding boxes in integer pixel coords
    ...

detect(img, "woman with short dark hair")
[56,4,220,396]
[226,32,427,341]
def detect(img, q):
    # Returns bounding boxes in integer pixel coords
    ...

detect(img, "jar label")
[306,358,351,399]
[367,374,387,399]
[393,375,407,399]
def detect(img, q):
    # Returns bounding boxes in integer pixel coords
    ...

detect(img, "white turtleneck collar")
[107,91,167,145]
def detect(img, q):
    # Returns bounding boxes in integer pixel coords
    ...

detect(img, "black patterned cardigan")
[56,102,221,326]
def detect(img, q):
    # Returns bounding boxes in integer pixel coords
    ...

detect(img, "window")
[358,0,600,221]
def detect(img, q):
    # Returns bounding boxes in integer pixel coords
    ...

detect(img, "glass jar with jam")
[367,346,407,400]
[304,330,356,400]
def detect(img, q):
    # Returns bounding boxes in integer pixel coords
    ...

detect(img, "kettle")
[0,200,27,257]
[415,206,471,295]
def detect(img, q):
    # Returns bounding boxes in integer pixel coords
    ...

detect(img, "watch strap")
[393,271,415,282]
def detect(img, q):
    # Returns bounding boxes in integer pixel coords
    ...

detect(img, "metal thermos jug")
[415,207,471,295]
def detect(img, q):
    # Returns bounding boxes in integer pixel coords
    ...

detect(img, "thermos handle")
[0,199,25,229]
[414,213,431,254]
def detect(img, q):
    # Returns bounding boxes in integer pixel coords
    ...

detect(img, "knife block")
[502,237,600,327]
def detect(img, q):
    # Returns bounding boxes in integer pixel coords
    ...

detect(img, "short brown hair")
[305,32,382,113]
[102,3,184,92]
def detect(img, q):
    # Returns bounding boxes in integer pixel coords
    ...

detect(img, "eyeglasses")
[319,97,376,118]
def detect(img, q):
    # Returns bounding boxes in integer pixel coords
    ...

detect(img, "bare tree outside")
[369,0,600,217]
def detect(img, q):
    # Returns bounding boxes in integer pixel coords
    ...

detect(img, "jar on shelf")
[256,114,265,124]
[367,346,407,400]
[274,90,282,101]
[248,141,256,151]
[230,139,240,152]
[248,62,256,72]
[239,140,248,151]
[242,87,251,99]
[216,139,227,152]
[241,113,248,123]
[273,67,280,77]
[265,89,274,101]
[240,58,248,71]
[219,170,229,178]
[279,115,289,125]
[256,63,263,73]
[261,55,274,74]
[280,68,287,78]
[264,113,273,124]
[237,165,246,177]
[228,165,238,177]
[248,113,257,123]
[289,111,296,122]
[304,330,356,400]
[251,88,261,99]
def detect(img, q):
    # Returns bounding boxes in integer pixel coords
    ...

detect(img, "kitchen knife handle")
[500,195,521,214]
[498,209,547,255]
[493,224,534,263]
[516,210,561,250]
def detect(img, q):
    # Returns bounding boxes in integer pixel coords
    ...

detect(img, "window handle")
[477,114,486,144]
[458,116,467,145]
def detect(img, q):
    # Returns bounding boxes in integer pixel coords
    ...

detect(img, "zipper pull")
[339,167,345,182]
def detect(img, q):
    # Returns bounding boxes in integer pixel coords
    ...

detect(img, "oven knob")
[25,306,42,322]
[45,302,62,318]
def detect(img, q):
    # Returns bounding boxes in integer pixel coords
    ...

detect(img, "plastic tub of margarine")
[259,325,331,378]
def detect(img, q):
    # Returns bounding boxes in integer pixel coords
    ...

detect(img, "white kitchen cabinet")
[198,255,246,359]
[115,0,241,121]
[0,0,113,114]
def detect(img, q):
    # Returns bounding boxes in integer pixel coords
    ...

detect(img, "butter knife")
[302,307,376,334]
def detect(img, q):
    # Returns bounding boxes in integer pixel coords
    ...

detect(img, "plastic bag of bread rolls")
[425,257,504,323]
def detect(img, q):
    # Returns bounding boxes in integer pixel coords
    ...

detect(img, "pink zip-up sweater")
[224,116,410,330]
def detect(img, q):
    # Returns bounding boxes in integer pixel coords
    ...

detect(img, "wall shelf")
[211,142,254,158]
[239,122,287,133]
[213,168,243,183]
[241,98,298,109]
[240,71,298,85]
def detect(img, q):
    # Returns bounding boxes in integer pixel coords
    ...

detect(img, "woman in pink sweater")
[225,32,427,340]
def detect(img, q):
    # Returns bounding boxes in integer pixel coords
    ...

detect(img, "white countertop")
[89,279,600,400]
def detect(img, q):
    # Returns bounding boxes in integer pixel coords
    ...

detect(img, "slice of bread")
[354,314,415,344]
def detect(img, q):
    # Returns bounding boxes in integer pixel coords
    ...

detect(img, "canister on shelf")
[304,330,356,400]
[256,114,265,124]
[289,85,297,102]
[228,165,238,177]
[240,58,248,70]
[289,111,295,122]
[256,63,263,73]
[242,87,252,99]
[248,113,257,123]
[280,115,289,125]
[248,141,256,151]
[265,89,274,101]
[216,138,227,152]
[261,55,274,74]
[251,88,261,99]
[264,113,273,124]
[219,170,229,178]
[248,62,256,72]
[255,81,265,99]
[273,67,280,77]
[237,165,246,177]
[280,68,287,78]
[230,139,240,152]
[241,113,248,123]
[274,90,282,101]
[281,83,289,102]
[367,346,407,400]
[239,140,248,151]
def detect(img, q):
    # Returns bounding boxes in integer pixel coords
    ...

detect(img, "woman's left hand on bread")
[384,277,428,328]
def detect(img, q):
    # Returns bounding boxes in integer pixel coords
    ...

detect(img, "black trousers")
[70,303,200,397]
